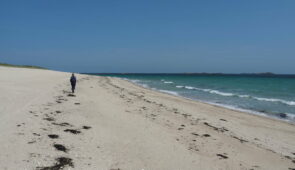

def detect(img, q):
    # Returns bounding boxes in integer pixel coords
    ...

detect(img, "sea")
[88,73,295,122]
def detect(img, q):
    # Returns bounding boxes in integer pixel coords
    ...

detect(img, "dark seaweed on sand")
[64,129,81,134]
[82,126,91,129]
[37,157,74,170]
[48,134,59,139]
[217,154,228,159]
[53,144,68,153]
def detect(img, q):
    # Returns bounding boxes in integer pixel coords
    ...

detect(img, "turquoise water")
[90,74,295,122]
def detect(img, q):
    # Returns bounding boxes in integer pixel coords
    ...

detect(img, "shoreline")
[1,66,295,170]
[117,76,295,125]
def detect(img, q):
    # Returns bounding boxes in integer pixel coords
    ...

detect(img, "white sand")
[0,66,294,170]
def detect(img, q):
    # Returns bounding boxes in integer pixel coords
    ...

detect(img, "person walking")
[70,73,76,93]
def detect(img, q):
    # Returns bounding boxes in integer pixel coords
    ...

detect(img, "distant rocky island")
[87,72,295,77]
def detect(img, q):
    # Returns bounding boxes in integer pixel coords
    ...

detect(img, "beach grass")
[0,62,46,69]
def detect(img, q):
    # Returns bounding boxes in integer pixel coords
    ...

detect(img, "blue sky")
[0,0,294,73]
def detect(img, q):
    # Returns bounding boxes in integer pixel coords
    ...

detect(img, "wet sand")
[0,66,295,170]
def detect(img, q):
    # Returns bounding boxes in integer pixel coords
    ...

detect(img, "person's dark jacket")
[70,76,76,85]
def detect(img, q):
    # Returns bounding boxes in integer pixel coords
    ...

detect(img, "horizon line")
[82,72,295,76]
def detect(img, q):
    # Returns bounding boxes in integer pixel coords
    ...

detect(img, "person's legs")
[71,83,76,93]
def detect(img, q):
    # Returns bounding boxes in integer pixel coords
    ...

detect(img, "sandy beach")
[0,66,295,170]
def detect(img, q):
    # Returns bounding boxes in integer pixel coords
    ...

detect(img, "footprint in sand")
[67,94,76,97]
[52,122,72,127]
[33,133,40,136]
[28,140,36,144]
[191,133,199,136]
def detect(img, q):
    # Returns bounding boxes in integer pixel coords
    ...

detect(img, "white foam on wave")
[164,81,174,84]
[203,101,295,122]
[123,78,178,96]
[209,90,235,96]
[176,84,295,106]
[286,113,295,120]
[254,97,295,106]
[206,101,268,116]
[129,79,141,83]
[159,90,180,96]
[176,85,184,88]
[184,86,195,90]
[125,79,150,88]
[286,101,295,106]
[183,86,234,96]
[141,84,149,88]
[239,95,250,98]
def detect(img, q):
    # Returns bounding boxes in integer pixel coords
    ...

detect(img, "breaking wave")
[163,81,174,84]
[176,85,295,106]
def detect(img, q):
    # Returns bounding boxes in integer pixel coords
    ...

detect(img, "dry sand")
[0,66,295,170]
